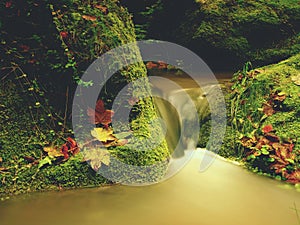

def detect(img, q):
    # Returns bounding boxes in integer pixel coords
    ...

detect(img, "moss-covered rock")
[228,54,300,183]
[0,0,169,197]
[123,0,300,69]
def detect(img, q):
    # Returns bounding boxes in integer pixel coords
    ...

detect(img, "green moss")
[0,0,169,197]
[228,53,300,182]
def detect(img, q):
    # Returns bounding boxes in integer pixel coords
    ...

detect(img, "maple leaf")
[43,145,64,158]
[91,127,116,143]
[270,142,295,175]
[66,137,79,154]
[59,137,79,159]
[87,99,114,126]
[262,124,273,134]
[83,148,110,171]
[82,15,97,21]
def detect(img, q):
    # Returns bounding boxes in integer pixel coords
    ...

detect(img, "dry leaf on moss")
[91,127,116,143]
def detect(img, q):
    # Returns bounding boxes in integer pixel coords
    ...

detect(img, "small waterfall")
[151,78,217,158]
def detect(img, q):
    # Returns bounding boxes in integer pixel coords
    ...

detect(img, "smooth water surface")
[0,150,299,225]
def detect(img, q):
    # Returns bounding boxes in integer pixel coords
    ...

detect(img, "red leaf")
[60,144,69,159]
[66,137,79,155]
[286,169,300,184]
[262,124,273,134]
[87,100,114,126]
[5,1,12,8]
[60,31,68,38]
[20,45,30,52]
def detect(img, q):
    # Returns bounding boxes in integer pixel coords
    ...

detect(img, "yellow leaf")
[43,146,63,158]
[91,128,116,142]
[83,148,110,171]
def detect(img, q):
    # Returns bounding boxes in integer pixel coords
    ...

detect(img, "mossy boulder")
[123,0,300,69]
[0,0,169,198]
[228,54,300,183]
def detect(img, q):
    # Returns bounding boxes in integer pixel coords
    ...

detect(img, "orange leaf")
[82,15,97,21]
[95,5,108,14]
[262,124,273,133]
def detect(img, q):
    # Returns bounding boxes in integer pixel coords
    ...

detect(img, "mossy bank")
[0,0,169,198]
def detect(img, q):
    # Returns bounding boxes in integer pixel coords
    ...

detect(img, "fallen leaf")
[82,15,97,21]
[95,5,109,14]
[91,127,116,143]
[263,103,275,116]
[285,169,300,184]
[44,146,64,158]
[61,144,69,159]
[20,45,30,52]
[262,124,273,133]
[87,100,114,126]
[83,148,110,171]
[66,137,79,154]
[146,61,158,69]
[60,31,68,38]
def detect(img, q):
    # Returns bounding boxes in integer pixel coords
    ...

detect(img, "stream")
[1,72,299,225]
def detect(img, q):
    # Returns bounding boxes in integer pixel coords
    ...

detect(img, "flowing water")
[1,72,300,225]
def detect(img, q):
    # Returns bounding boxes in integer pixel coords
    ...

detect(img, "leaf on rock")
[286,169,300,184]
[87,99,114,126]
[82,15,97,21]
[83,148,110,171]
[91,127,116,143]
[66,137,80,155]
[95,5,109,14]
[263,103,275,116]
[43,145,64,158]
[262,124,273,134]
